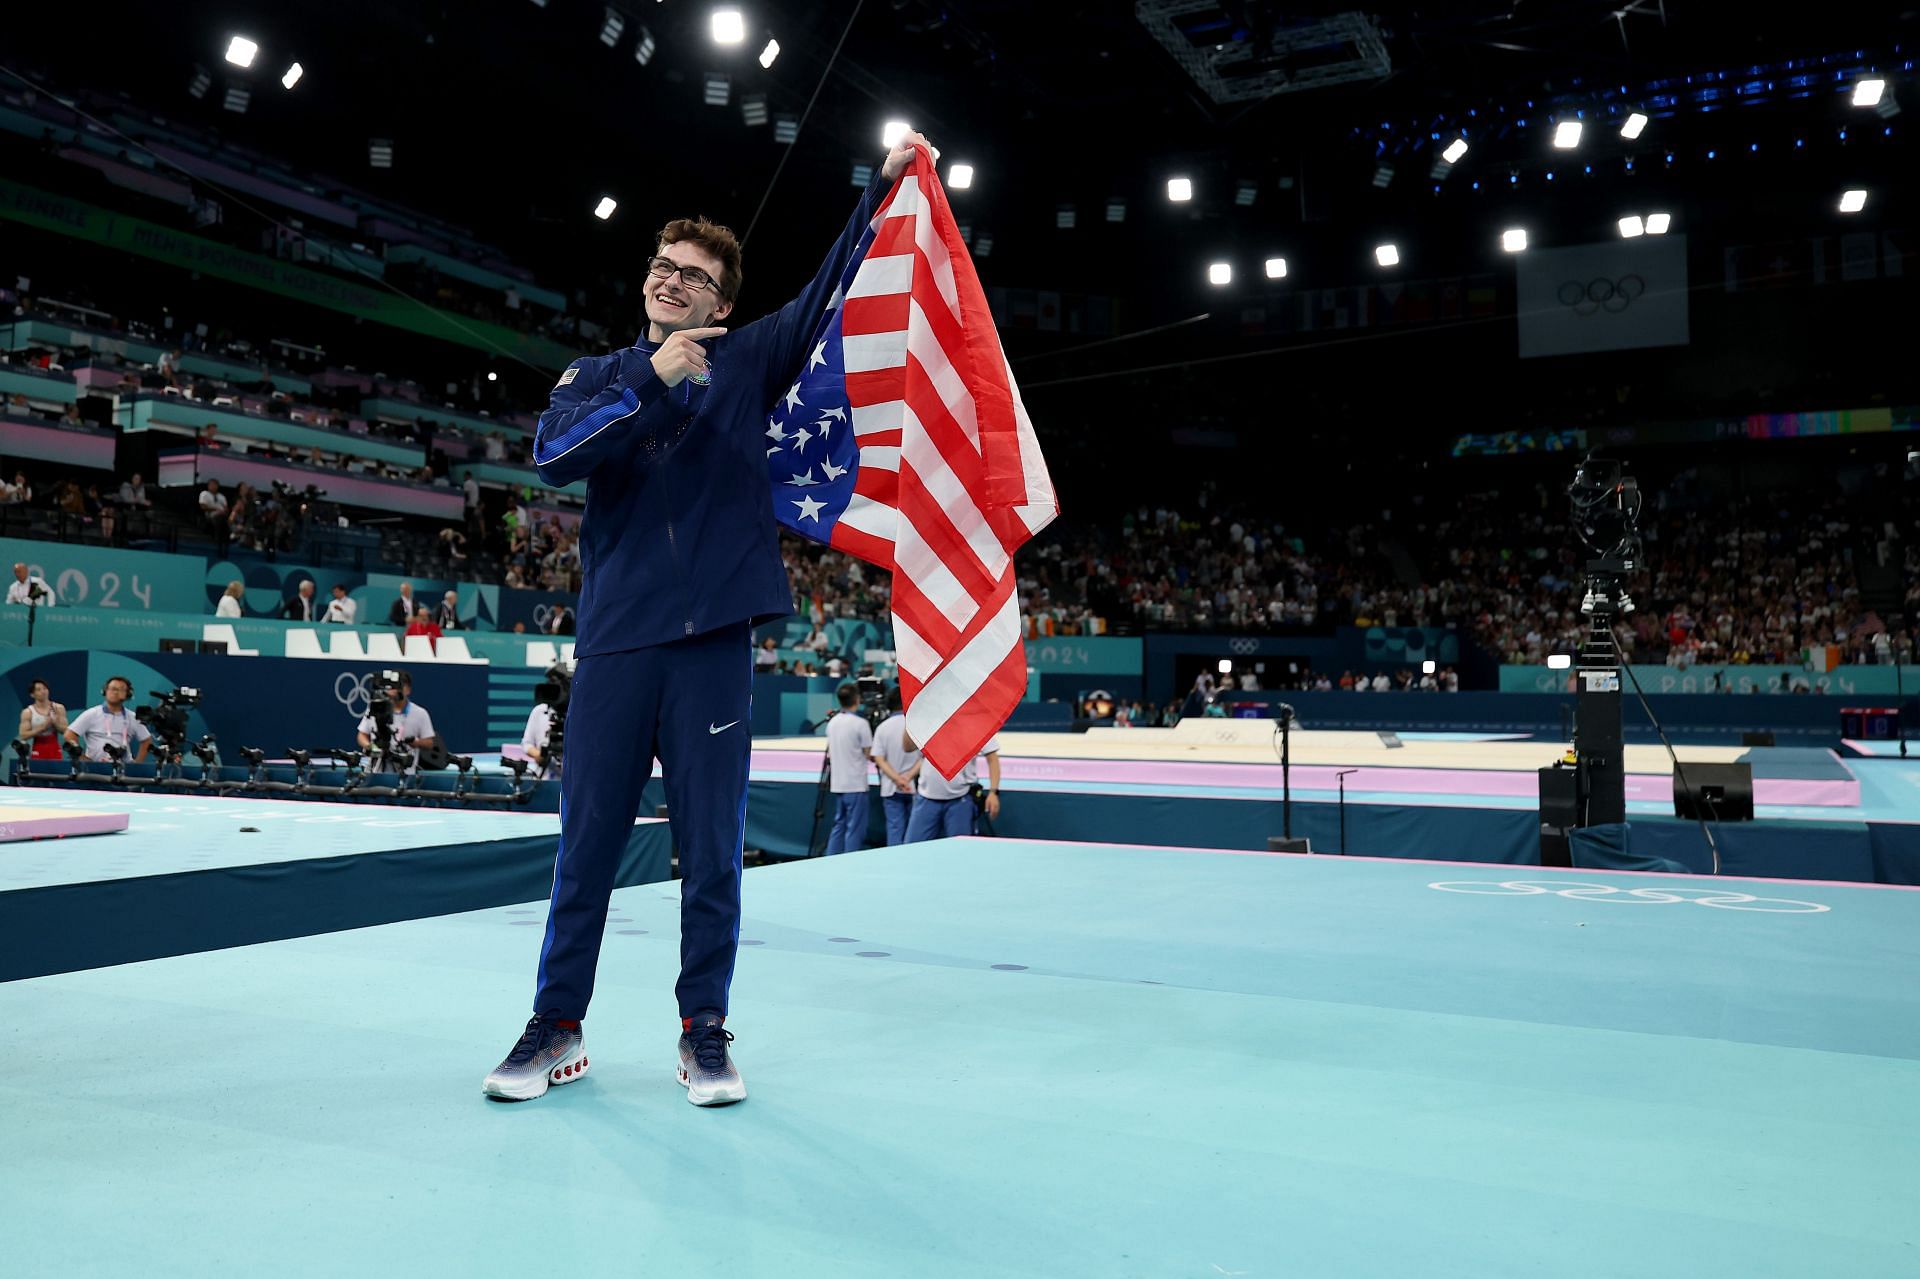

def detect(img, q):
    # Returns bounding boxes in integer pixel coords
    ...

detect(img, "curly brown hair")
[656,217,744,301]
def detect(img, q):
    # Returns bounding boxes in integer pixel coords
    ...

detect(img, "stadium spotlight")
[1264,256,1287,279]
[703,72,731,106]
[741,93,768,126]
[188,66,212,99]
[1207,261,1232,286]
[1853,78,1886,107]
[1644,211,1672,235]
[225,36,259,69]
[1620,112,1648,139]
[223,87,251,114]
[712,8,745,44]
[1374,243,1399,267]
[634,28,657,64]
[1441,137,1469,164]
[593,195,617,220]
[1234,180,1257,206]
[599,8,625,46]
[882,120,912,149]
[973,233,993,257]
[851,163,874,187]
[1839,188,1868,213]
[1056,205,1076,229]
[1617,215,1644,237]
[773,113,798,144]
[1547,654,1572,670]
[1371,163,1394,188]
[947,163,974,189]
[1553,120,1583,149]
[368,138,393,169]
[487,371,499,382]
[1501,227,1528,252]
[281,63,303,90]
[758,38,780,68]
[1105,197,1126,223]
[1166,176,1193,202]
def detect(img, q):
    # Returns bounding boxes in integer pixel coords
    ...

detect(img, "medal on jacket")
[689,369,713,387]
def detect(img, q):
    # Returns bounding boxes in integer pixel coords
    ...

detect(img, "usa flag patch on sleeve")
[556,366,580,387]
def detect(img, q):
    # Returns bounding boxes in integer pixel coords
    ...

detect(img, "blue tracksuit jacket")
[533,173,887,657]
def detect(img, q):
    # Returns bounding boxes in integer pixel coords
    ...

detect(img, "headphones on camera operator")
[357,668,443,772]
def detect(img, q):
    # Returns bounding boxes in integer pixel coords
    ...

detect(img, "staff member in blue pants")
[871,687,921,845]
[902,732,1002,843]
[483,130,936,1107]
[824,684,873,855]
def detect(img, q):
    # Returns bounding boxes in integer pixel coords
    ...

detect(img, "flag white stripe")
[891,613,939,681]
[906,301,979,449]
[838,492,898,543]
[892,517,980,630]
[841,331,909,374]
[855,445,900,473]
[847,253,915,299]
[851,401,903,437]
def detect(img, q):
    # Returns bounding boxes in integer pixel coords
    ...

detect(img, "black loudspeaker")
[1674,762,1754,822]
[1537,765,1579,868]
[199,640,229,655]
[1741,731,1776,747]
[158,639,195,654]
[1267,837,1311,854]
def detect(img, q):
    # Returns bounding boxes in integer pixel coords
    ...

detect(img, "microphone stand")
[1278,704,1294,841]
[1335,769,1359,854]
[26,585,47,647]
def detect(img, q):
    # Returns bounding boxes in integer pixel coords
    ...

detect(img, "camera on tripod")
[532,661,571,770]
[854,672,888,730]
[136,686,201,760]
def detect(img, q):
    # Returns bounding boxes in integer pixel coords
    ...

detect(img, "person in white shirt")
[1371,672,1392,692]
[198,480,228,525]
[870,688,921,846]
[824,654,847,679]
[323,584,357,625]
[355,671,438,769]
[520,701,561,779]
[436,590,461,631]
[215,580,244,618]
[824,685,874,854]
[65,675,151,762]
[903,730,1001,842]
[6,562,54,606]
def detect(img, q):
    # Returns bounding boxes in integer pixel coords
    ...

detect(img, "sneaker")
[677,1013,746,1106]
[482,1013,588,1101]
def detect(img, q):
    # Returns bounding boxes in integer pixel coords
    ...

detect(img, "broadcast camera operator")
[64,675,151,763]
[355,669,438,770]
[521,662,570,780]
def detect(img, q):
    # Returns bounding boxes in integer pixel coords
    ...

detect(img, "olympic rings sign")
[1229,637,1261,655]
[1556,275,1646,316]
[335,671,376,718]
[1428,879,1830,914]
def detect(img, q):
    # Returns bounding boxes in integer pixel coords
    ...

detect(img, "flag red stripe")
[846,368,903,408]
[852,465,897,509]
[894,455,997,604]
[828,521,895,573]
[841,293,911,337]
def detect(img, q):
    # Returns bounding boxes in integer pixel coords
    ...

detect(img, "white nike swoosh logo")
[708,720,739,735]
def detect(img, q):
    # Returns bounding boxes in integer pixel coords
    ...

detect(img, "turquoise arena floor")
[5,836,1917,1276]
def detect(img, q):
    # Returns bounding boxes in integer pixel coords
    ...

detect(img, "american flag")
[764,149,1057,778]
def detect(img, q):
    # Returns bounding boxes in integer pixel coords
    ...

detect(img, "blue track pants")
[535,622,751,1021]
[904,793,975,843]
[825,791,869,855]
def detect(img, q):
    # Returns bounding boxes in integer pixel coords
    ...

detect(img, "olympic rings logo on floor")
[1427,879,1830,913]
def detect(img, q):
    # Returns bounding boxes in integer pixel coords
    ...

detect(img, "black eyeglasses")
[646,255,722,294]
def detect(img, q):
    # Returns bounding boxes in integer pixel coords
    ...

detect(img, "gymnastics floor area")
[5,834,1917,1276]
[743,722,1920,883]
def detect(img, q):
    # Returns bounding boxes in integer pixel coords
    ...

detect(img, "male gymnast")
[484,130,935,1105]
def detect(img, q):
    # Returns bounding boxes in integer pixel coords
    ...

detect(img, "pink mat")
[0,810,130,841]
[746,750,1861,808]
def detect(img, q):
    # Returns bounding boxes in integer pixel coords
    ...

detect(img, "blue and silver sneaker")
[677,1013,746,1106]
[482,1013,588,1101]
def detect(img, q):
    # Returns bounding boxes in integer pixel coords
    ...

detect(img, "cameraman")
[824,684,874,855]
[521,664,569,780]
[65,675,151,763]
[355,670,438,768]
